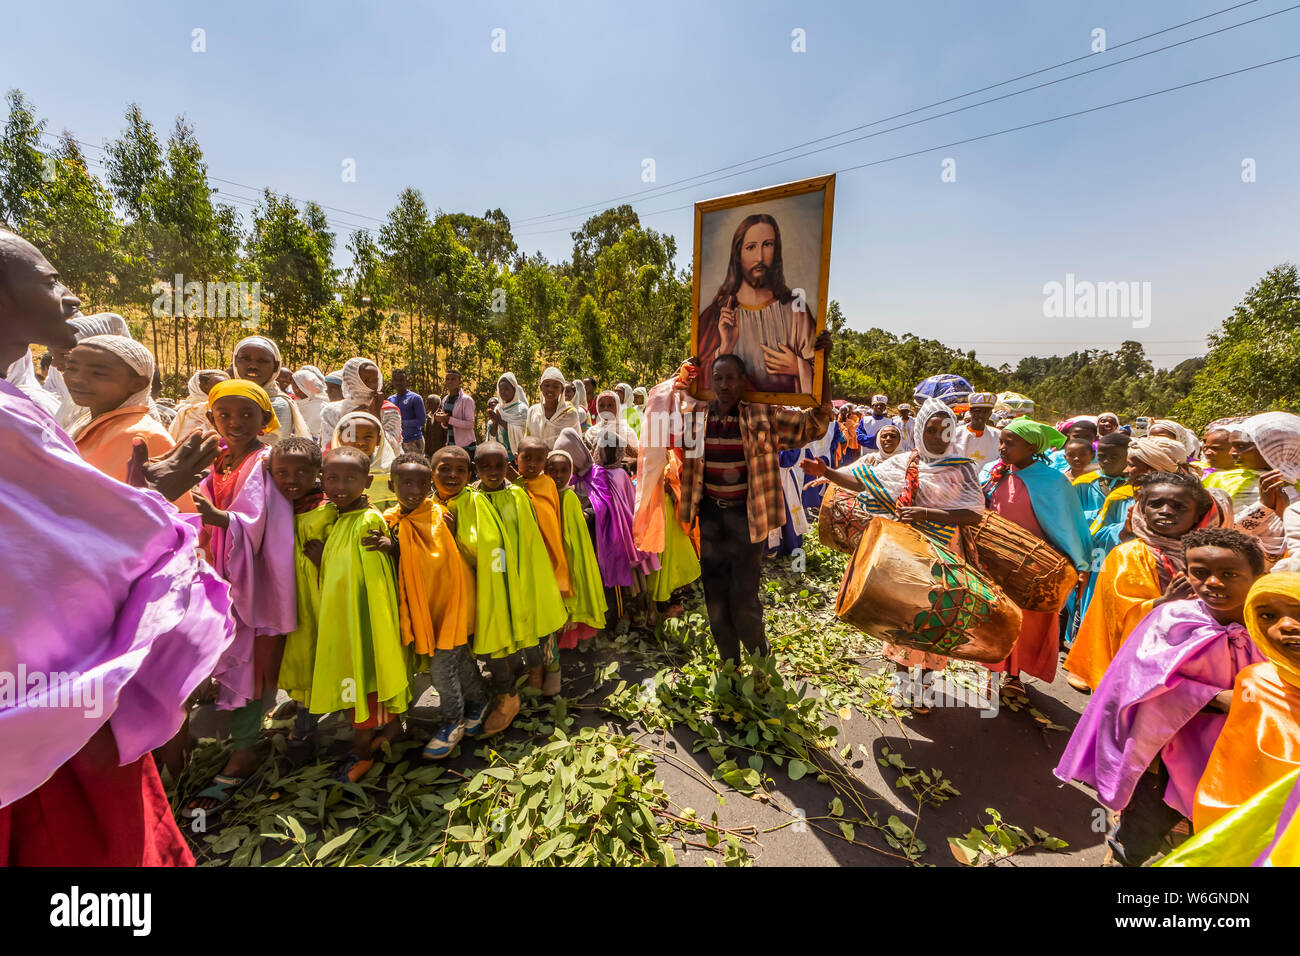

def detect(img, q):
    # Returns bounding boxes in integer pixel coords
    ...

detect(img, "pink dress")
[984,473,1060,682]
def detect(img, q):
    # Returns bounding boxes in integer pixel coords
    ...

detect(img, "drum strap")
[896,452,922,508]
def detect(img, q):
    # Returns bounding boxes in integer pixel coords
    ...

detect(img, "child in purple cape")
[187,380,297,816]
[1055,528,1266,866]
[586,429,659,634]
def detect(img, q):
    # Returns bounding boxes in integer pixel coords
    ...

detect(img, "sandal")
[264,699,299,731]
[185,772,258,818]
[335,754,375,783]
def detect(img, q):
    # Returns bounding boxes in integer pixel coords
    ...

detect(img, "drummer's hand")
[806,477,829,489]
[897,507,925,524]
[799,459,827,477]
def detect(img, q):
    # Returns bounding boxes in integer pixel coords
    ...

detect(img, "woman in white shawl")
[487,371,529,461]
[1229,412,1300,562]
[291,365,328,442]
[800,397,986,692]
[525,365,581,448]
[320,357,401,455]
[230,335,311,442]
[6,349,61,417]
[566,379,591,430]
[169,369,229,440]
[1149,418,1200,462]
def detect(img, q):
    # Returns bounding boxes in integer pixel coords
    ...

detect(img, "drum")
[960,512,1077,613]
[817,486,876,554]
[835,518,1022,664]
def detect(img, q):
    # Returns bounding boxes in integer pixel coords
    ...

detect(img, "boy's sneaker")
[463,701,488,736]
[422,722,465,760]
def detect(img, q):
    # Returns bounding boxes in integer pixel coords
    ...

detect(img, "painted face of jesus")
[740,222,776,289]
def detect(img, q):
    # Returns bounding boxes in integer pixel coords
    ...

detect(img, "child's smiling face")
[63,344,149,416]
[208,395,271,447]
[322,457,371,509]
[234,344,277,387]
[433,455,469,499]
[476,449,508,490]
[339,419,381,458]
[517,444,547,480]
[390,461,432,512]
[269,448,320,502]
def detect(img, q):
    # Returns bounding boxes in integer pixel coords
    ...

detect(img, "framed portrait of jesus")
[690,173,835,407]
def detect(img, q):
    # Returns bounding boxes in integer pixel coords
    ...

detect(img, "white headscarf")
[170,368,226,440]
[6,350,61,417]
[1240,412,1300,484]
[570,379,591,428]
[492,371,530,454]
[1151,419,1199,462]
[332,410,395,471]
[322,357,387,447]
[69,335,156,438]
[233,334,311,439]
[912,397,960,463]
[291,365,328,440]
[586,389,639,457]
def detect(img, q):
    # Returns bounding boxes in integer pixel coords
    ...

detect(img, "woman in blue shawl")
[980,418,1092,695]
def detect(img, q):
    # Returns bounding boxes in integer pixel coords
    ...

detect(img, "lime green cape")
[559,487,607,629]
[1157,768,1300,867]
[301,504,411,722]
[647,489,701,601]
[280,504,337,705]
[446,487,517,659]
[482,483,569,648]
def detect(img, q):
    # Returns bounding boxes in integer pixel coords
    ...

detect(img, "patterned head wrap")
[1238,413,1300,484]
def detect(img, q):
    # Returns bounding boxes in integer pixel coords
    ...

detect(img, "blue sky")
[3,0,1297,368]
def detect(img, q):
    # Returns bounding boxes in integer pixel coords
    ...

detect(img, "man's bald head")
[0,227,82,368]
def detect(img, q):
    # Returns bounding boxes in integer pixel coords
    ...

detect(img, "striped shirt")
[703,413,748,501]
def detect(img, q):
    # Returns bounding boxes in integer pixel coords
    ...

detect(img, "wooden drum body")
[817,486,876,554]
[960,512,1077,613]
[835,518,1022,664]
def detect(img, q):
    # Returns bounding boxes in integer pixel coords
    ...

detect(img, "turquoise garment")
[982,460,1091,571]
[1045,448,1071,474]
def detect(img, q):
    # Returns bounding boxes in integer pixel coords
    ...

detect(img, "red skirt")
[0,725,193,867]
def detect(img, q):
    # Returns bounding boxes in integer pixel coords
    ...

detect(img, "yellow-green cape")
[280,504,336,705]
[560,487,607,629]
[445,486,516,659]
[482,483,569,649]
[1157,767,1300,867]
[647,488,700,601]
[295,504,411,722]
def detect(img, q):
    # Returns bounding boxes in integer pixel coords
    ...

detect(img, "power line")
[513,52,1300,238]
[512,0,1268,225]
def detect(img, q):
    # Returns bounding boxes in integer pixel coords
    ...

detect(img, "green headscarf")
[1001,417,1067,455]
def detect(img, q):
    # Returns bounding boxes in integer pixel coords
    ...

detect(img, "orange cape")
[522,474,572,597]
[1063,538,1159,688]
[74,406,195,512]
[383,499,473,654]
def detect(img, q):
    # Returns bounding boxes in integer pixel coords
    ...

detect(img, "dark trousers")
[698,497,768,661]
[1107,760,1186,866]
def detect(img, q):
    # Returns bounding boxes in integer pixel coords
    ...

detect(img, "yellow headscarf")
[207,379,281,435]
[1244,572,1300,689]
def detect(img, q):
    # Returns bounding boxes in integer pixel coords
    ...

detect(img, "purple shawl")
[1055,598,1263,816]
[0,378,234,806]
[589,464,659,587]
[200,445,297,709]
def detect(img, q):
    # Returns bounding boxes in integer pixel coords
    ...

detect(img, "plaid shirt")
[678,396,831,544]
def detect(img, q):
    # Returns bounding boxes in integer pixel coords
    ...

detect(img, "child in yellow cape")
[546,446,608,663]
[473,441,568,734]
[1191,571,1300,833]
[516,437,572,695]
[297,446,409,782]
[382,452,488,759]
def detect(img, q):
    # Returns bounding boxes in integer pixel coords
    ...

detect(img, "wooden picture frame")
[690,173,835,407]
